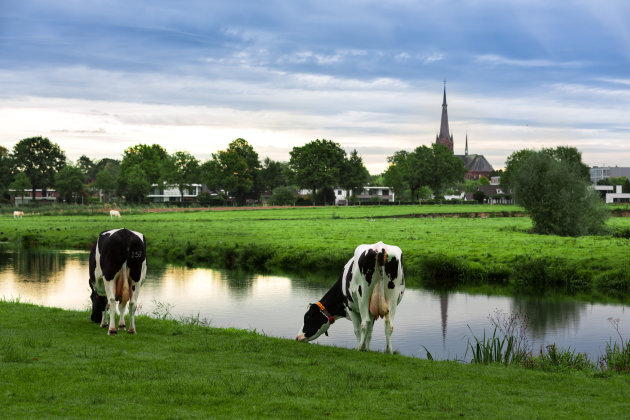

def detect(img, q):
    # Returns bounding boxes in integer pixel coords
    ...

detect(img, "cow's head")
[296,303,334,342]
[89,283,107,323]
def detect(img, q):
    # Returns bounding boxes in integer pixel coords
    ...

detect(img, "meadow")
[1,300,629,419]
[2,204,630,302]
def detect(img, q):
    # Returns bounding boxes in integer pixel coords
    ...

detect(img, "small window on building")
[337,190,343,196]
[382,189,389,196]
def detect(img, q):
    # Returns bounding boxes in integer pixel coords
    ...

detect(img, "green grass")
[1,301,630,419]
[3,204,630,302]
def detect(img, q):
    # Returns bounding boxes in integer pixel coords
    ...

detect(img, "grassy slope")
[1,301,629,419]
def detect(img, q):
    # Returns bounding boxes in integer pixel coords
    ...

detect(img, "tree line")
[1,136,476,206]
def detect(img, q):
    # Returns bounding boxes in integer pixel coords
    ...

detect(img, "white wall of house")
[147,184,203,202]
[605,185,630,203]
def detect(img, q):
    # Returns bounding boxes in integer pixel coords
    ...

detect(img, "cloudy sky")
[1,0,629,174]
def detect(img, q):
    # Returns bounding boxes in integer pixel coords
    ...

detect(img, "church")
[435,86,493,180]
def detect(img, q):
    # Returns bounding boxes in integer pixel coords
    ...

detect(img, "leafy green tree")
[340,149,369,204]
[118,144,170,195]
[0,146,14,202]
[9,172,32,205]
[383,159,407,202]
[288,139,347,197]
[259,157,288,192]
[77,155,96,182]
[418,186,433,202]
[11,136,66,201]
[510,150,609,236]
[423,143,467,194]
[503,146,589,190]
[93,168,117,202]
[472,190,487,204]
[54,165,85,204]
[200,138,260,205]
[118,164,151,203]
[168,151,200,202]
[270,186,296,205]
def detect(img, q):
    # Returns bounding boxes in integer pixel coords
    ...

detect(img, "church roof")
[456,154,494,172]
[436,86,453,150]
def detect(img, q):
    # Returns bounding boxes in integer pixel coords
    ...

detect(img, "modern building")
[147,184,204,203]
[590,166,630,184]
[334,186,395,205]
[435,86,494,180]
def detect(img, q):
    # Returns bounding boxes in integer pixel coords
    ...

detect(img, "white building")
[334,186,395,205]
[596,184,630,204]
[147,184,203,203]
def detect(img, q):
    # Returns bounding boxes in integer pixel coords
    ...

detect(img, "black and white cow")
[297,241,405,354]
[89,228,147,335]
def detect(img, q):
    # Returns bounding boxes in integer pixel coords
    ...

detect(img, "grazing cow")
[89,228,147,335]
[13,211,24,219]
[297,241,405,354]
[109,210,121,219]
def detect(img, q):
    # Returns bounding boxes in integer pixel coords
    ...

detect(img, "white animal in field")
[13,211,24,219]
[109,210,121,219]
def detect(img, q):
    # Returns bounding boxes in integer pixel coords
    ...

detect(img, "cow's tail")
[121,260,130,306]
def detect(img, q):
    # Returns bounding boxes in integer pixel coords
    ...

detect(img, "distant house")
[147,184,203,203]
[465,184,513,204]
[10,189,59,205]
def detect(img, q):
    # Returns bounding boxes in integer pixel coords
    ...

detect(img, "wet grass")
[1,300,630,419]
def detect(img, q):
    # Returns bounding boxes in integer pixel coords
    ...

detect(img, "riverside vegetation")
[1,300,630,418]
[2,204,630,303]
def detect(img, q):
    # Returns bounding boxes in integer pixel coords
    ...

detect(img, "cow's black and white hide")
[89,228,147,335]
[297,241,405,353]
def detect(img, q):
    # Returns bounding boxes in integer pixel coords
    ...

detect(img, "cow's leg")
[117,300,127,330]
[384,314,394,354]
[128,282,140,334]
[351,312,362,349]
[363,318,375,351]
[104,277,118,335]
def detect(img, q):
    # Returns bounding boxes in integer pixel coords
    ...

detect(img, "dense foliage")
[506,147,609,236]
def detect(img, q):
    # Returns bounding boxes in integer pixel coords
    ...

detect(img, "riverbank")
[2,205,630,303]
[1,301,628,418]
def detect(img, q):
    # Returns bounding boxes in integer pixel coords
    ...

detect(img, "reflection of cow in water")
[297,241,405,353]
[89,228,147,335]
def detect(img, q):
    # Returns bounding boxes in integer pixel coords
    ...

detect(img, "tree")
[9,172,32,206]
[259,157,288,192]
[11,136,66,201]
[93,168,117,202]
[472,190,487,204]
[510,149,609,236]
[0,146,14,203]
[340,149,369,204]
[288,139,347,198]
[270,186,296,205]
[118,164,151,203]
[118,144,170,196]
[423,143,467,194]
[168,151,200,202]
[200,138,260,205]
[383,158,407,202]
[54,165,85,204]
[77,155,96,182]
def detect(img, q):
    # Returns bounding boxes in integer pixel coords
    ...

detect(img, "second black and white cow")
[89,228,147,335]
[297,241,405,353]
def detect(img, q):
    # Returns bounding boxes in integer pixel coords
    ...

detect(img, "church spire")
[436,81,454,152]
[465,132,468,156]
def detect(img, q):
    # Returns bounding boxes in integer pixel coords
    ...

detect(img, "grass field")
[2,204,630,302]
[1,301,629,419]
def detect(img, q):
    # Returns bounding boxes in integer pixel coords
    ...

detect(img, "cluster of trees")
[0,136,373,206]
[502,146,609,236]
[383,143,468,201]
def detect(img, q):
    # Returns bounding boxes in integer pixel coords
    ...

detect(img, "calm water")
[1,249,629,360]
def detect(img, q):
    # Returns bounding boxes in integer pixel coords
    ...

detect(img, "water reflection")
[0,248,629,359]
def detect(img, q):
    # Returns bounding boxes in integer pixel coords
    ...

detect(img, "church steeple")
[436,82,454,152]
[465,132,468,156]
